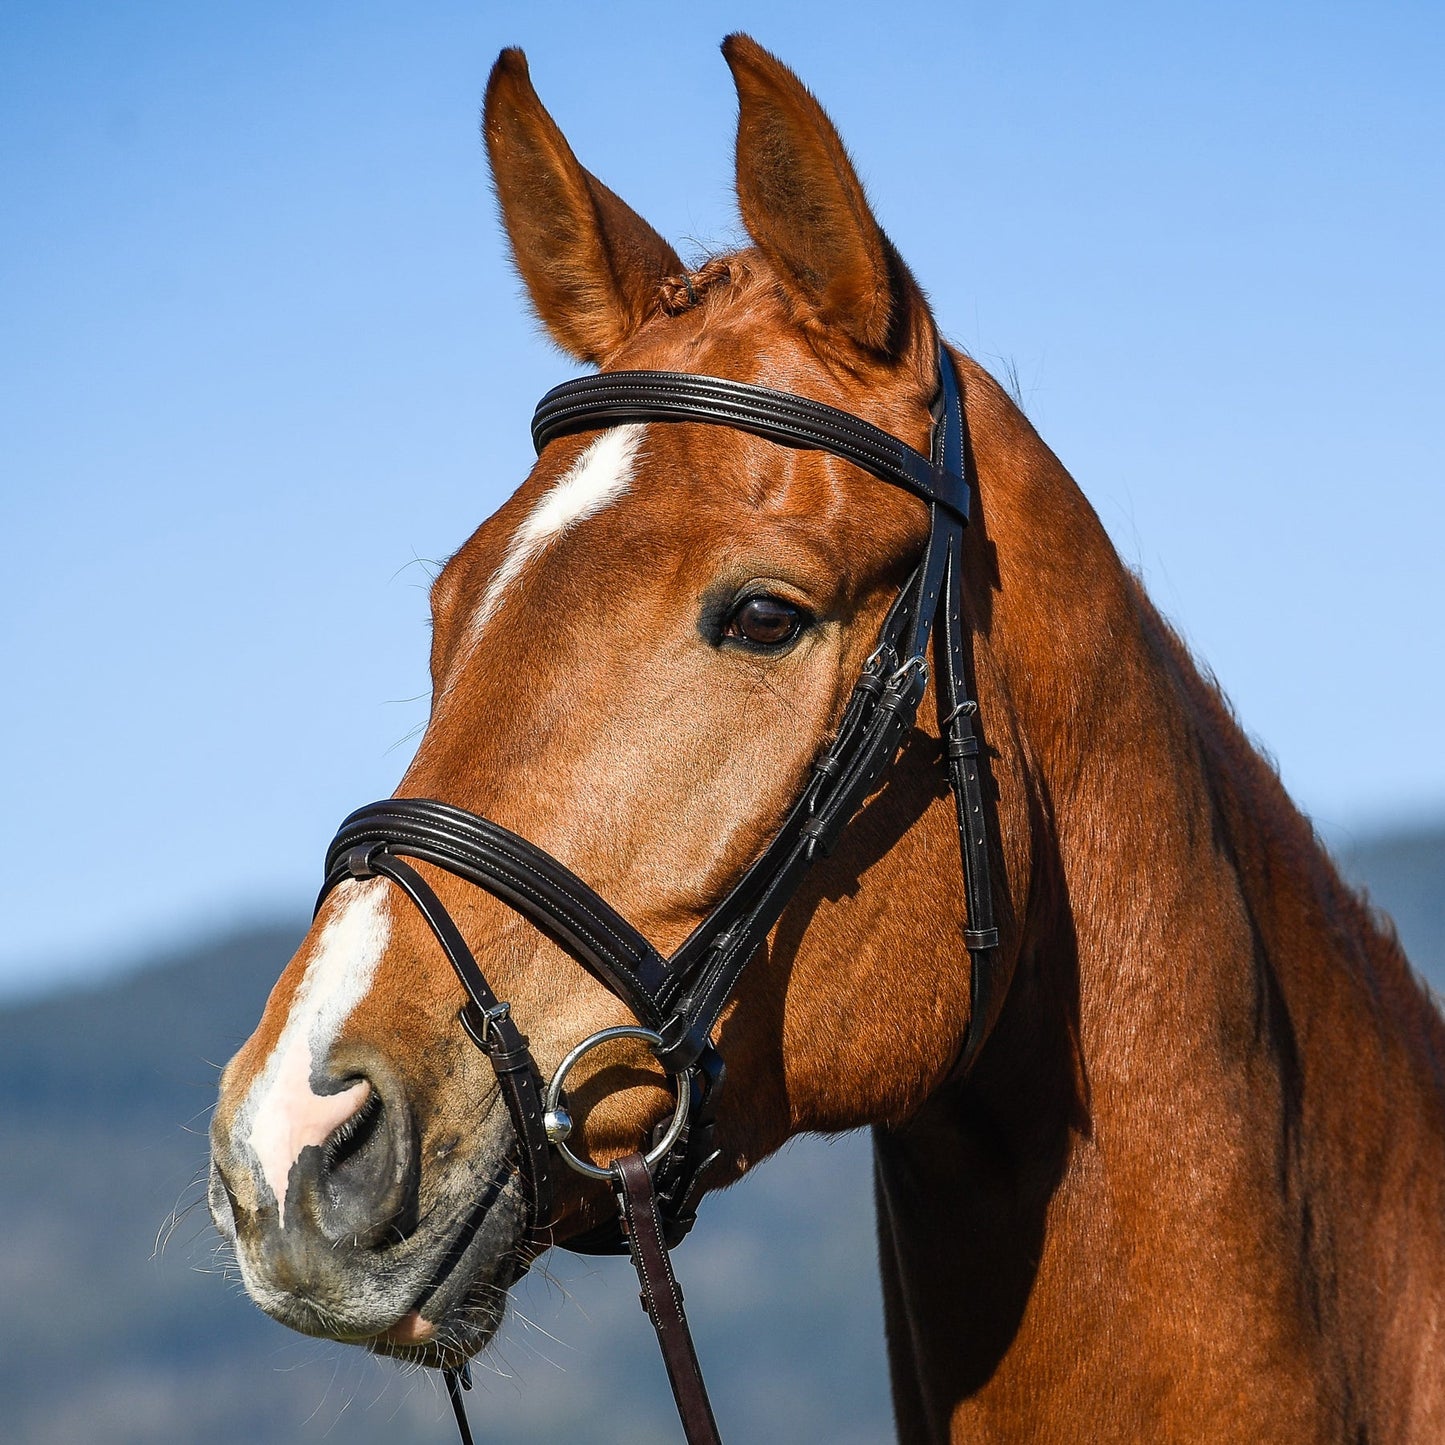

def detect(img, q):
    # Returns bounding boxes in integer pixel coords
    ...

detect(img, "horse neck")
[874,359,1445,1439]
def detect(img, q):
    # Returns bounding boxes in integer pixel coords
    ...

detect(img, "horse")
[207,34,1445,1442]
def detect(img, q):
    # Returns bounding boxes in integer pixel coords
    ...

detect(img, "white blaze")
[240,881,391,1225]
[471,424,646,643]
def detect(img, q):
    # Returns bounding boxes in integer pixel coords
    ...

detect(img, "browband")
[532,369,970,523]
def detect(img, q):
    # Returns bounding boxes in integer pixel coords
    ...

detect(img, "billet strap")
[929,350,1003,1070]
[532,369,969,523]
[613,1151,724,1445]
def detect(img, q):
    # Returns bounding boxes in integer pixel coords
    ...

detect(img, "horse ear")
[723,34,921,359]
[483,49,683,364]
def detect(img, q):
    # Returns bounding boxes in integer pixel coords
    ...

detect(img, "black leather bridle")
[315,343,1000,1444]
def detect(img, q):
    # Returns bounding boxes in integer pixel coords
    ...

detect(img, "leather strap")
[325,799,671,1031]
[613,1151,723,1445]
[653,641,931,1068]
[533,369,969,523]
[444,1154,724,1445]
[443,1367,475,1445]
[929,352,1003,1070]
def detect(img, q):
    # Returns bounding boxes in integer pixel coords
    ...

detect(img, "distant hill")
[0,923,888,1445]
[2,825,1440,1445]
[1338,823,1445,988]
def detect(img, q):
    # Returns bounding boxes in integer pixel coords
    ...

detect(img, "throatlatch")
[319,343,999,1445]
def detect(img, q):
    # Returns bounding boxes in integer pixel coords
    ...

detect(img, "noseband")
[316,344,1000,1444]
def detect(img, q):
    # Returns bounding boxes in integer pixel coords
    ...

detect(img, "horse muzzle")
[208,1044,527,1358]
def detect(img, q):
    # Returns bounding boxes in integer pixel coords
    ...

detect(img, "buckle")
[941,699,978,726]
[458,998,517,1054]
[864,642,897,675]
[888,654,928,690]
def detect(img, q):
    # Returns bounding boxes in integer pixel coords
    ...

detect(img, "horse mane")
[657,256,737,315]
[1125,565,1445,1080]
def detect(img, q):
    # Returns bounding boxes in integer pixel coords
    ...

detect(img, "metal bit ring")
[542,1025,692,1181]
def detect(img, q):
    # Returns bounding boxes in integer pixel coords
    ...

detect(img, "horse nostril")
[208,1158,239,1243]
[312,1076,420,1248]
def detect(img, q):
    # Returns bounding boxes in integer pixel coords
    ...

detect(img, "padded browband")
[532,369,970,523]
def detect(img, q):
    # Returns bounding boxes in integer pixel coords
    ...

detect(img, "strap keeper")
[931,463,971,523]
[964,927,999,951]
[345,845,380,879]
[487,1043,535,1074]
[655,1013,709,1073]
[800,815,835,857]
[946,735,979,759]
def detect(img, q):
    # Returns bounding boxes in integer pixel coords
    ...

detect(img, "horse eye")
[724,595,808,648]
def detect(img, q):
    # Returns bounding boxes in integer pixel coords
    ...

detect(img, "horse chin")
[364,1168,532,1367]
[219,1156,531,1368]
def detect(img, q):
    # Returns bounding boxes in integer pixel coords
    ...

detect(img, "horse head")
[208,35,1007,1368]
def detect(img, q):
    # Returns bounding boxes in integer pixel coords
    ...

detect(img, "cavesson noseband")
[316,343,1001,1444]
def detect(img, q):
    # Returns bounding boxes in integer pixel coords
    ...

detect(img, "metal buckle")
[458,998,519,1055]
[543,1025,693,1182]
[864,642,896,675]
[888,654,929,690]
[480,1000,512,1042]
[941,698,978,726]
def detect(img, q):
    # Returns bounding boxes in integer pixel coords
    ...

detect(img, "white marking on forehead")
[471,423,645,643]
[239,880,391,1225]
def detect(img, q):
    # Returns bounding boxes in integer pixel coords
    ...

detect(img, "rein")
[315,343,1000,1443]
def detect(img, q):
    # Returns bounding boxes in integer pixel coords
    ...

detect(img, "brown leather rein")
[315,345,1000,1443]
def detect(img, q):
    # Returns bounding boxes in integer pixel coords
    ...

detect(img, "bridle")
[314,342,1001,1444]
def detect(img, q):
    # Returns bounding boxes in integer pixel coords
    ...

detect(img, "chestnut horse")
[208,35,1445,1443]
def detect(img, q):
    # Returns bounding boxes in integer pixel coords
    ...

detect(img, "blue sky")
[3,0,1442,993]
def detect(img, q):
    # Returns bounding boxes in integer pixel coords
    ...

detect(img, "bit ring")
[543,1025,692,1181]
